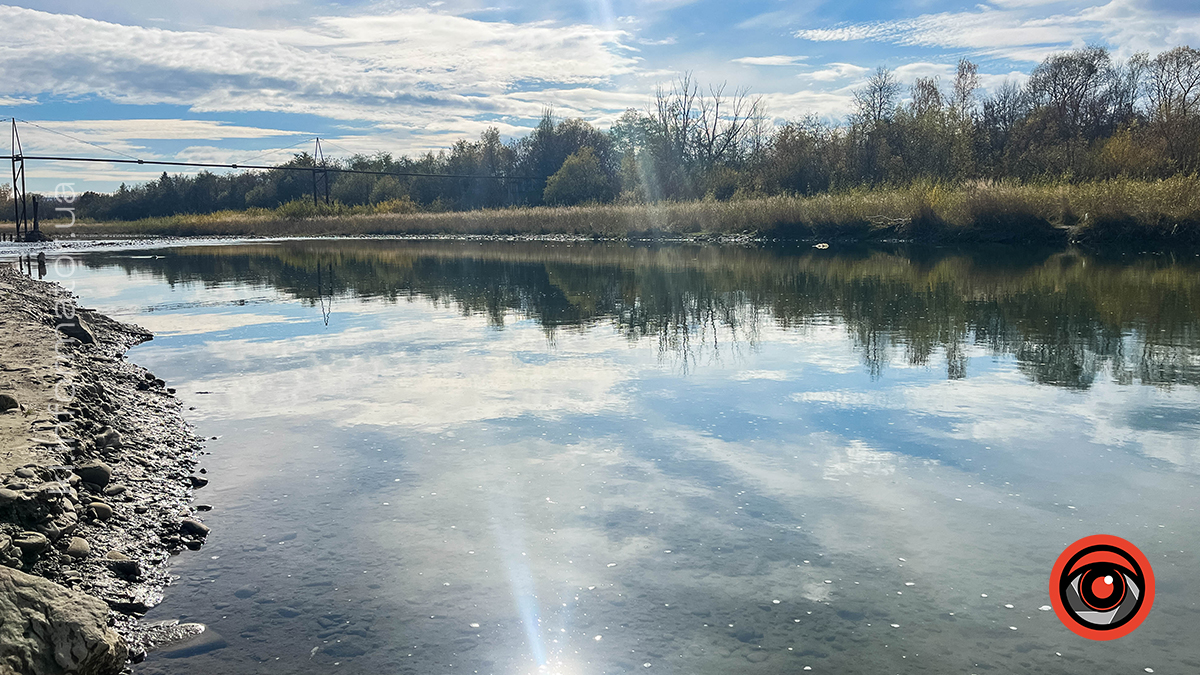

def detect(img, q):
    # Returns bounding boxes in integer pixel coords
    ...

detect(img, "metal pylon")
[312,138,330,206]
[10,119,27,239]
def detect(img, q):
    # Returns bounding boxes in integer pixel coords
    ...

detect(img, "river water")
[41,240,1200,674]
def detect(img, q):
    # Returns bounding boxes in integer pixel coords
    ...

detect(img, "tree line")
[9,44,1200,222]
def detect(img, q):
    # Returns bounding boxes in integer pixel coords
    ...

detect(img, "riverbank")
[58,177,1200,246]
[0,266,211,673]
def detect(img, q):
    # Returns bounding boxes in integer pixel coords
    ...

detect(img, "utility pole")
[312,138,330,207]
[10,119,27,239]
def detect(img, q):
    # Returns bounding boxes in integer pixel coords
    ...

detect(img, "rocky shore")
[0,266,211,674]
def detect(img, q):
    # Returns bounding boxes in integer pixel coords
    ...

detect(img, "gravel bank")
[0,265,212,671]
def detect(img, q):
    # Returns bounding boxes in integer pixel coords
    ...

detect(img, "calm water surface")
[43,241,1200,674]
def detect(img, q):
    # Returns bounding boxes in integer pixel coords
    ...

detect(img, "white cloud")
[794,0,1200,62]
[800,63,872,82]
[31,119,303,141]
[892,62,956,82]
[0,6,640,126]
[733,55,809,67]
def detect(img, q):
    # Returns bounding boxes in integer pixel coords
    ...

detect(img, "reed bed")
[65,177,1200,245]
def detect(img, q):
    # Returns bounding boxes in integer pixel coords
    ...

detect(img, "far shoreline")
[27,178,1197,249]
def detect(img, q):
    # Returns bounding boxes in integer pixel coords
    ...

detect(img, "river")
[39,240,1200,674]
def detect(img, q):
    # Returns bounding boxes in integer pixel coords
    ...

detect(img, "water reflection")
[44,240,1200,675]
[84,241,1200,388]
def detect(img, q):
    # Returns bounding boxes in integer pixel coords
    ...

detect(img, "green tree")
[543,147,613,206]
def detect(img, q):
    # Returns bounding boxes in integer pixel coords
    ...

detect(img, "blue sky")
[2,0,1199,192]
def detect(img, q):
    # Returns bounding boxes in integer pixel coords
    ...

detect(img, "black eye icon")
[1060,545,1145,630]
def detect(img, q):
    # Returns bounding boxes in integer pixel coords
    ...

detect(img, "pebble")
[103,484,127,496]
[153,624,227,659]
[188,475,209,489]
[13,531,50,555]
[89,501,114,521]
[0,488,19,504]
[14,467,36,479]
[65,536,91,558]
[277,606,302,618]
[95,429,123,449]
[180,518,210,537]
[75,461,113,488]
[233,585,259,599]
[106,550,140,576]
[195,504,213,512]
[38,484,69,500]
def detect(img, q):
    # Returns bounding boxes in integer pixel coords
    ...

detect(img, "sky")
[2,0,1199,193]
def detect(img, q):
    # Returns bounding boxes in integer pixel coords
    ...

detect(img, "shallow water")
[38,240,1200,674]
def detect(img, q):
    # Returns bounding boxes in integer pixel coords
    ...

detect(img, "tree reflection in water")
[88,241,1200,389]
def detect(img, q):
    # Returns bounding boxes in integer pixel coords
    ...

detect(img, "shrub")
[543,147,614,206]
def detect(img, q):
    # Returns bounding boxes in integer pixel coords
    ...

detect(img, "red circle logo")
[1049,534,1154,640]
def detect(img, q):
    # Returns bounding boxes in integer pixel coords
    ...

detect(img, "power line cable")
[318,139,363,157]
[16,118,141,161]
[239,136,317,166]
[0,154,541,180]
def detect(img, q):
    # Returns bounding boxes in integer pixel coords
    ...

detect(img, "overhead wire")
[16,118,141,161]
[4,120,542,180]
[238,136,318,166]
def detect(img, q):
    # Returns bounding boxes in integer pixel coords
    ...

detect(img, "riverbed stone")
[12,532,50,556]
[105,551,139,577]
[64,537,90,559]
[0,394,19,412]
[95,430,122,450]
[0,566,128,675]
[14,468,36,479]
[180,518,210,537]
[155,624,227,659]
[55,313,96,345]
[74,462,112,488]
[0,488,19,504]
[87,502,113,521]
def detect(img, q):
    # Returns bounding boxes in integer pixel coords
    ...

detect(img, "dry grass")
[63,177,1200,244]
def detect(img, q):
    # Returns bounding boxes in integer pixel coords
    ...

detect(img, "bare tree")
[910,77,944,117]
[1027,46,1111,139]
[854,67,901,126]
[1146,46,1200,169]
[696,82,765,167]
[951,59,979,118]
[1147,46,1200,122]
[653,73,702,164]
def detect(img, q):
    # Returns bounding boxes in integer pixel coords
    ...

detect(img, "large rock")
[0,394,19,412]
[0,566,128,675]
[73,462,112,488]
[54,314,96,345]
[12,532,50,556]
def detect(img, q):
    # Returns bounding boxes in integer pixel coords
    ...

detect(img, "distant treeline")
[7,44,1200,221]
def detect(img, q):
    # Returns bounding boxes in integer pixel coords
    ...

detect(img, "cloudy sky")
[2,0,1199,192]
